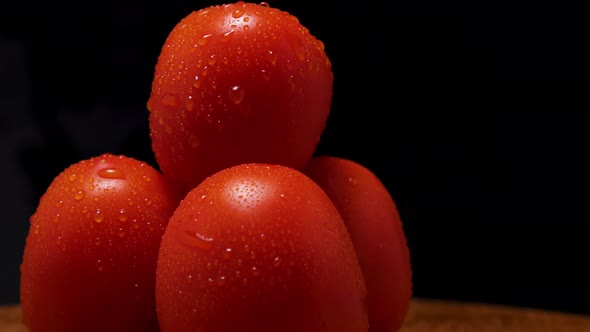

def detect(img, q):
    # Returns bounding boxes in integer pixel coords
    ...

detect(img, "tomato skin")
[304,156,413,332]
[20,153,181,332]
[156,163,368,332]
[148,1,333,196]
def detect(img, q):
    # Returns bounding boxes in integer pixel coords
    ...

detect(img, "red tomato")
[147,1,334,195]
[20,153,181,332]
[304,156,413,332]
[155,163,368,332]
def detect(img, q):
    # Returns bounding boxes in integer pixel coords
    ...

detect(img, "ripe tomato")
[304,156,413,332]
[156,163,368,332]
[147,1,334,195]
[20,153,180,332]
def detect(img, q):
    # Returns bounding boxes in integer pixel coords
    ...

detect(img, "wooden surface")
[2,298,590,331]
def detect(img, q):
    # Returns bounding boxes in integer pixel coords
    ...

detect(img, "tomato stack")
[20,2,412,332]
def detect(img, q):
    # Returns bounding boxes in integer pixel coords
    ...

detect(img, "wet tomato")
[20,153,180,332]
[148,1,334,195]
[155,163,368,332]
[305,156,413,332]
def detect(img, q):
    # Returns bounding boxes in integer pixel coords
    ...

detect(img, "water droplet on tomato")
[273,256,282,267]
[217,276,226,286]
[251,266,260,276]
[96,259,105,272]
[181,229,214,251]
[261,69,272,81]
[259,2,269,7]
[161,93,179,107]
[215,120,224,132]
[223,248,233,260]
[266,50,277,65]
[74,190,85,200]
[243,25,250,31]
[142,175,151,182]
[118,228,125,238]
[228,85,245,105]
[348,176,359,186]
[53,214,60,223]
[232,9,244,18]
[208,54,217,65]
[186,96,195,111]
[55,200,64,208]
[94,210,104,223]
[32,224,40,235]
[221,30,235,43]
[97,168,126,180]
[118,209,128,222]
[198,34,212,46]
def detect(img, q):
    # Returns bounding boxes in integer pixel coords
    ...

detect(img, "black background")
[1,0,589,317]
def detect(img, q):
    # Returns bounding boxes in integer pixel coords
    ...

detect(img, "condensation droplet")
[221,30,235,43]
[74,190,85,200]
[181,229,214,251]
[228,85,245,105]
[96,259,104,272]
[232,9,244,18]
[32,224,40,235]
[251,266,260,276]
[142,175,151,182]
[186,96,194,111]
[217,276,226,286]
[118,228,125,238]
[266,50,277,65]
[198,34,212,46]
[215,120,224,132]
[97,168,126,180]
[208,54,217,65]
[273,256,282,267]
[348,177,359,186]
[68,174,77,182]
[193,76,202,90]
[261,69,272,81]
[94,210,104,223]
[118,209,128,222]
[223,248,233,260]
